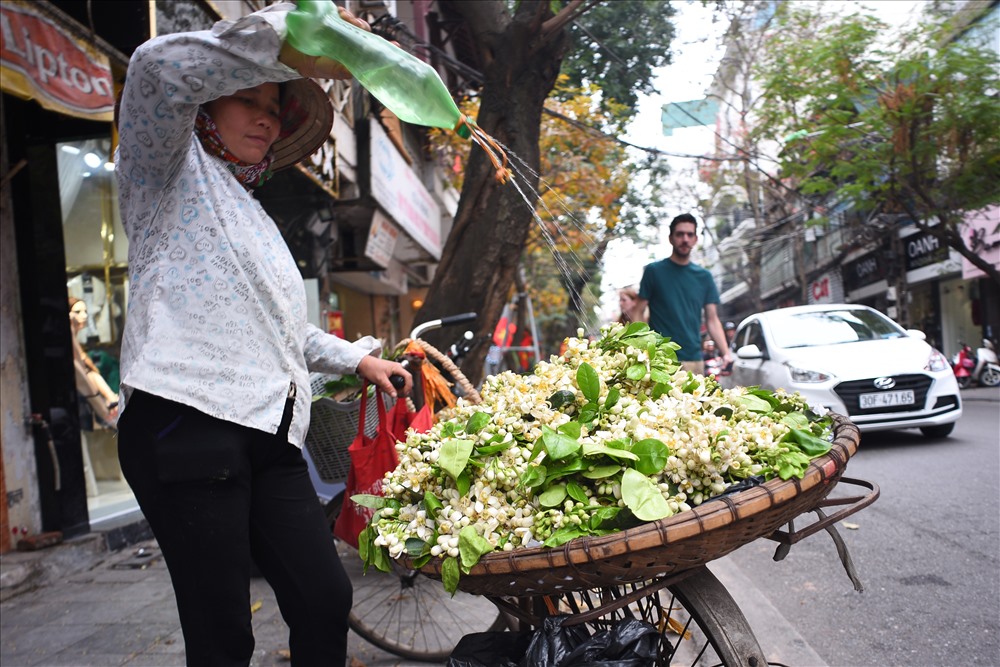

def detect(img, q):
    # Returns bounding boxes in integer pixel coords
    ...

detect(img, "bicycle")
[304,313,506,661]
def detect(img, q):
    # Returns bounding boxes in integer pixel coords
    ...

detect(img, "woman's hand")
[279,6,372,80]
[356,355,412,398]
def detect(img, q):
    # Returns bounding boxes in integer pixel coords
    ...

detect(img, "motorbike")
[970,339,1000,388]
[952,343,976,388]
[952,340,1000,388]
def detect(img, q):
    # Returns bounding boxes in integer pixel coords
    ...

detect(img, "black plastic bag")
[447,629,533,667]
[447,615,658,667]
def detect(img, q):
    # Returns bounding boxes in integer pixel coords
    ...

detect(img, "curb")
[0,533,108,603]
[0,514,152,603]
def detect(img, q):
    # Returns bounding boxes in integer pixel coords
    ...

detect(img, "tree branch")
[540,0,598,40]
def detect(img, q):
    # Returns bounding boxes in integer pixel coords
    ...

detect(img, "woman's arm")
[116,6,302,190]
[302,324,411,397]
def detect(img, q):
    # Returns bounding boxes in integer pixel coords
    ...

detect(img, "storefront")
[1,0,138,546]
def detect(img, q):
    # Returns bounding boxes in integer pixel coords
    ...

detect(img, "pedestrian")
[113,5,412,666]
[616,286,648,325]
[637,213,732,374]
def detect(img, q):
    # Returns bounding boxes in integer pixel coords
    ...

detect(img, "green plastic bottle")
[286,0,471,138]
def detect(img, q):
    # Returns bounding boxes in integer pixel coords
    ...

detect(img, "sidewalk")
[0,533,823,667]
[0,537,425,667]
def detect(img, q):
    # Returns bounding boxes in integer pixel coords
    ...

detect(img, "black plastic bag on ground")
[447,630,534,667]
[447,615,658,667]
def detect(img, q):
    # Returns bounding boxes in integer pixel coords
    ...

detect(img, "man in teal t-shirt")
[638,213,732,373]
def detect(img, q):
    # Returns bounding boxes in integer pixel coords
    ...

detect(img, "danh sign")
[1,1,114,121]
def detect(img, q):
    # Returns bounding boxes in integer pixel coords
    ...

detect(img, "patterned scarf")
[194,108,274,190]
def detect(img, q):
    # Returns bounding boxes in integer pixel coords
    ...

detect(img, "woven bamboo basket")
[407,413,860,597]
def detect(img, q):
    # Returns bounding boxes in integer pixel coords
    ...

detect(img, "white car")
[722,304,962,437]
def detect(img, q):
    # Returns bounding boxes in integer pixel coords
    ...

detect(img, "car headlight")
[926,349,950,372]
[785,363,832,383]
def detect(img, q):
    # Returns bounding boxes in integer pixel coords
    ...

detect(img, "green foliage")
[753,5,1000,219]
[558,0,677,117]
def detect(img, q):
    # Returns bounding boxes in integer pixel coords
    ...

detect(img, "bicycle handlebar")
[409,312,477,340]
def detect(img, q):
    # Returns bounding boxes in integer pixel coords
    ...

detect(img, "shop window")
[57,137,133,522]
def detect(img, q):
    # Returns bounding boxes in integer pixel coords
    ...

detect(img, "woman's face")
[69,301,88,331]
[204,83,281,164]
[619,293,635,311]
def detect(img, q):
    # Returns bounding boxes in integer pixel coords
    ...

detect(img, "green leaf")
[604,387,621,409]
[541,425,581,460]
[623,321,650,336]
[458,525,494,572]
[785,428,832,457]
[357,525,373,565]
[631,438,670,475]
[566,480,589,503]
[558,421,582,439]
[582,464,621,479]
[456,469,471,496]
[520,464,547,489]
[475,442,512,455]
[423,491,444,517]
[589,506,621,529]
[651,382,669,400]
[682,373,700,393]
[544,458,588,483]
[405,537,428,557]
[577,363,601,402]
[465,412,490,434]
[351,493,390,510]
[714,406,735,419]
[621,468,673,521]
[547,389,577,410]
[543,526,586,547]
[579,403,599,423]
[440,439,475,480]
[539,483,568,507]
[735,394,773,413]
[441,556,460,595]
[781,412,810,430]
[582,442,639,461]
[626,362,647,380]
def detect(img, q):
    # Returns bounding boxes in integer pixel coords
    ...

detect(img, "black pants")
[118,391,352,667]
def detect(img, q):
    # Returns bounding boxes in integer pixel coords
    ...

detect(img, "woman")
[69,297,118,428]
[114,5,411,665]
[617,287,648,325]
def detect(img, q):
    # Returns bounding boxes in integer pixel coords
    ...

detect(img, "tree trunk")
[414,1,570,386]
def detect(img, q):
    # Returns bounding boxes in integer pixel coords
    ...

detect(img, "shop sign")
[0,1,114,121]
[961,205,1000,280]
[369,118,442,259]
[842,250,886,293]
[365,209,399,269]
[807,271,843,304]
[903,230,949,271]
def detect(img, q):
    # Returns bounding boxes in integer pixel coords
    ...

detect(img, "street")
[725,397,1000,667]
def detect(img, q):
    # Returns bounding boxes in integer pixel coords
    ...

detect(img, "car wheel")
[920,423,955,438]
[979,367,1000,387]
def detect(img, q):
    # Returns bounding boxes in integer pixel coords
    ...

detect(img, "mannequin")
[69,297,118,428]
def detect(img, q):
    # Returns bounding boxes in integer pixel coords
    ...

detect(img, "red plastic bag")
[390,397,433,441]
[333,385,398,549]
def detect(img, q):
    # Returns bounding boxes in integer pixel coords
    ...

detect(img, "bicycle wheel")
[542,567,767,667]
[326,494,507,661]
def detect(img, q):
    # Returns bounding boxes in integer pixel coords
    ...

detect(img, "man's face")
[669,221,698,258]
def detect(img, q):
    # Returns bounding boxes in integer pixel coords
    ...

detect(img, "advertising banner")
[961,205,1000,280]
[1,1,115,121]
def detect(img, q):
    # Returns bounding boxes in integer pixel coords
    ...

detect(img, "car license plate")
[859,390,914,409]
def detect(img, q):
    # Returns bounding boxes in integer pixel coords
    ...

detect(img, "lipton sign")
[1,1,114,121]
